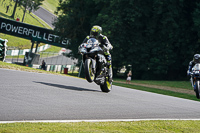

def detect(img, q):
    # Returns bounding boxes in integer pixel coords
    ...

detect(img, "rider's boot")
[194,83,196,91]
[105,53,113,82]
[191,77,196,91]
[107,61,113,82]
[190,77,194,87]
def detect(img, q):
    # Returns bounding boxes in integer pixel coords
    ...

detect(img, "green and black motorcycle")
[78,38,112,92]
[191,63,200,99]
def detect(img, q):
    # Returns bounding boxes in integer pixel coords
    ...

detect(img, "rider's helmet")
[90,25,102,38]
[193,54,200,63]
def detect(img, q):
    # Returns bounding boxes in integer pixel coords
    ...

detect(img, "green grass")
[38,52,59,59]
[114,79,191,90]
[1,120,200,132]
[0,61,77,76]
[41,0,60,15]
[0,33,31,49]
[113,78,197,101]
[113,82,197,101]
[41,45,61,52]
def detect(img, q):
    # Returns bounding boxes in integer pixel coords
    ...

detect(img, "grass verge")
[41,0,60,15]
[0,61,62,75]
[1,120,200,132]
[0,61,78,78]
[118,79,191,89]
[113,82,198,101]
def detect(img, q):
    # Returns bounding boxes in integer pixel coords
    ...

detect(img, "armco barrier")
[32,64,76,74]
[6,44,50,56]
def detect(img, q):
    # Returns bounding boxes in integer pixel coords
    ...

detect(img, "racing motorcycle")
[78,38,112,92]
[190,63,200,99]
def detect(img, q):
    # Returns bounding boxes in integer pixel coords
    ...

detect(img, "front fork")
[91,58,96,74]
[83,55,96,74]
[191,77,197,90]
[191,77,194,87]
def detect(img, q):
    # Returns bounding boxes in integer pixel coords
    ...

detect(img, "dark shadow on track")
[33,81,100,92]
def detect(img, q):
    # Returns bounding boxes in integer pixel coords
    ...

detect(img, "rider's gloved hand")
[107,43,113,50]
[103,45,113,50]
[190,72,194,76]
[103,45,108,51]
[187,71,190,76]
[187,70,192,76]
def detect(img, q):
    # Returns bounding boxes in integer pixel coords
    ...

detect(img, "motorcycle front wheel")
[85,59,95,83]
[195,80,200,99]
[100,77,112,93]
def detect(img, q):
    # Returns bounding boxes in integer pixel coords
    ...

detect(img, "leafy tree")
[19,0,44,22]
[54,0,101,59]
[54,0,200,80]
[11,0,44,22]
[11,0,19,18]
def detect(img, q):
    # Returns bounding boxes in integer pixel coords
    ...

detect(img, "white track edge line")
[1,119,200,123]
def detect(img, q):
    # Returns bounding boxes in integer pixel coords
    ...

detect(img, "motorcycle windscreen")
[193,63,200,71]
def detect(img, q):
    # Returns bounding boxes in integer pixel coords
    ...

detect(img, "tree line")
[10,0,44,22]
[53,0,200,80]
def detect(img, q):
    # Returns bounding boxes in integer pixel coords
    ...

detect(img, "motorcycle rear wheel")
[100,77,112,92]
[85,59,95,83]
[195,80,200,99]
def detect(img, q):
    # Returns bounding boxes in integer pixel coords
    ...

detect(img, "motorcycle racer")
[187,54,200,76]
[82,25,113,82]
[187,54,200,90]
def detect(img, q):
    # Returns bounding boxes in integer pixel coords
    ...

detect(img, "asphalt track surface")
[1,68,200,121]
[32,7,57,29]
